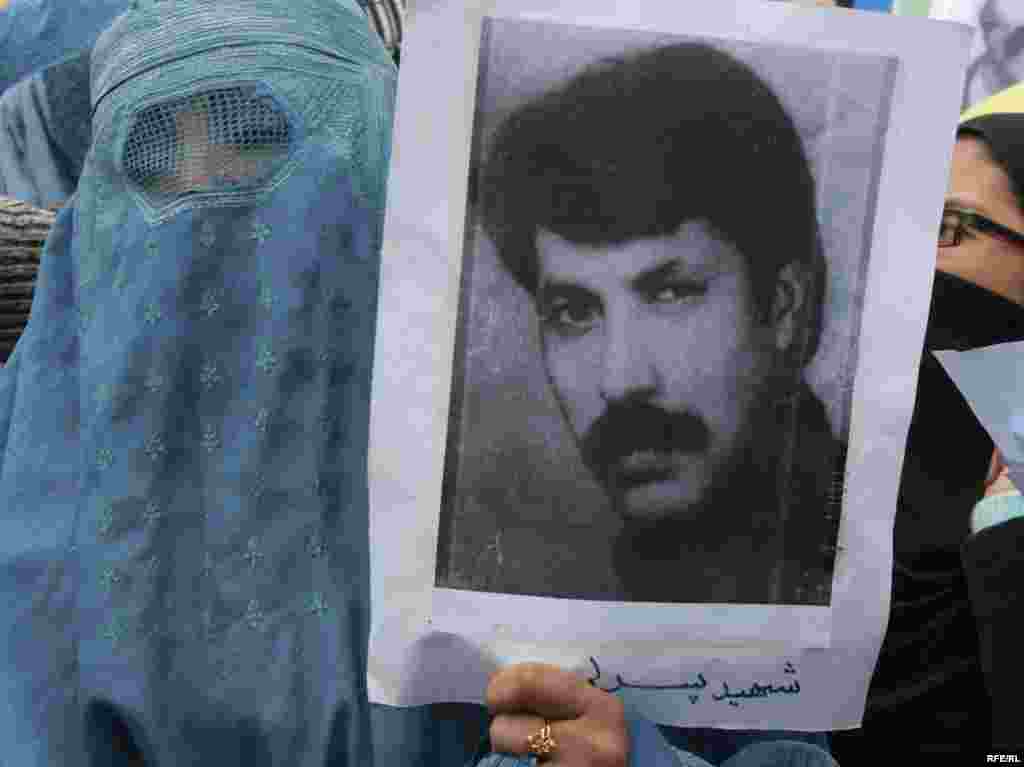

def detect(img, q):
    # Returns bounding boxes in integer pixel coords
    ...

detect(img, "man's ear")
[771,262,808,355]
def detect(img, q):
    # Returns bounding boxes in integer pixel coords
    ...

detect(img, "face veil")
[0,1,396,765]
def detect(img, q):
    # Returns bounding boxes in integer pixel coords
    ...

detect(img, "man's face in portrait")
[535,219,803,525]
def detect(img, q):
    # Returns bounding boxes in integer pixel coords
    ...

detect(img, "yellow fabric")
[960,82,1024,123]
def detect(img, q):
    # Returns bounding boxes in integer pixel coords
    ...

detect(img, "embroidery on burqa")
[206,210,287,688]
[176,179,367,706]
[88,212,182,657]
[85,202,355,728]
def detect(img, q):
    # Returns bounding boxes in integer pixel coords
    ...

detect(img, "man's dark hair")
[479,42,827,368]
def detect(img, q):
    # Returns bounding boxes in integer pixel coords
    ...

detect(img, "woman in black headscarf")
[830,88,1024,760]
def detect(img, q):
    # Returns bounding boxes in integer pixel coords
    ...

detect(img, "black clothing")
[613,382,844,606]
[831,272,1024,759]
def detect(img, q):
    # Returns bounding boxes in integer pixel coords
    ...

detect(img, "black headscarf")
[959,112,1024,210]
[896,112,1024,558]
[910,111,1024,533]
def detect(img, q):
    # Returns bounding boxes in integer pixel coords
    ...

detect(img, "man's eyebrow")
[537,280,597,303]
[630,258,702,291]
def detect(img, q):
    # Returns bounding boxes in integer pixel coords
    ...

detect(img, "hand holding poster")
[369,0,970,731]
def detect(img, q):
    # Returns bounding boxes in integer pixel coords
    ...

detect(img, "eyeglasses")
[939,206,1024,248]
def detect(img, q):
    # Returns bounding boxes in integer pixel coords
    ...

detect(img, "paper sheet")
[368,0,971,731]
[935,341,1024,490]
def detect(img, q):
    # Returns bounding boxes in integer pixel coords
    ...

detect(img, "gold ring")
[526,721,557,759]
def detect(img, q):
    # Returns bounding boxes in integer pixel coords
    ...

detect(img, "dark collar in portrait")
[612,381,844,605]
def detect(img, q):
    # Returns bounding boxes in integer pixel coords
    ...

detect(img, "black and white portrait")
[435,18,897,606]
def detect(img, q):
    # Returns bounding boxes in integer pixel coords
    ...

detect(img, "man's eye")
[542,299,600,332]
[649,282,707,304]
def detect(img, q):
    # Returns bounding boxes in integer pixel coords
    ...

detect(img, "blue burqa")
[0,0,131,95]
[0,0,404,763]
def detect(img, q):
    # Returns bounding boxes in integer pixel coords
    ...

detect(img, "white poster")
[369,0,971,731]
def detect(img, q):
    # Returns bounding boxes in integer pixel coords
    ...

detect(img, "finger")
[490,713,629,767]
[985,448,1005,487]
[986,468,1017,497]
[489,712,557,757]
[487,663,622,721]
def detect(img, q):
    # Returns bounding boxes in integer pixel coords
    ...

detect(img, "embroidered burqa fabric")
[0,0,409,763]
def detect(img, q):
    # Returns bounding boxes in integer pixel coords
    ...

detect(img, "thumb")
[984,448,1006,489]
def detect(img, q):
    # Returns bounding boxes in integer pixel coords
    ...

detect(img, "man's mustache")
[579,402,711,483]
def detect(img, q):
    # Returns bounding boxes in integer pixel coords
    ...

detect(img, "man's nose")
[599,314,658,404]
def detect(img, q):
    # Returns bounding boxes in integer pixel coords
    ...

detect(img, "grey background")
[437,17,897,599]
[959,0,1024,110]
